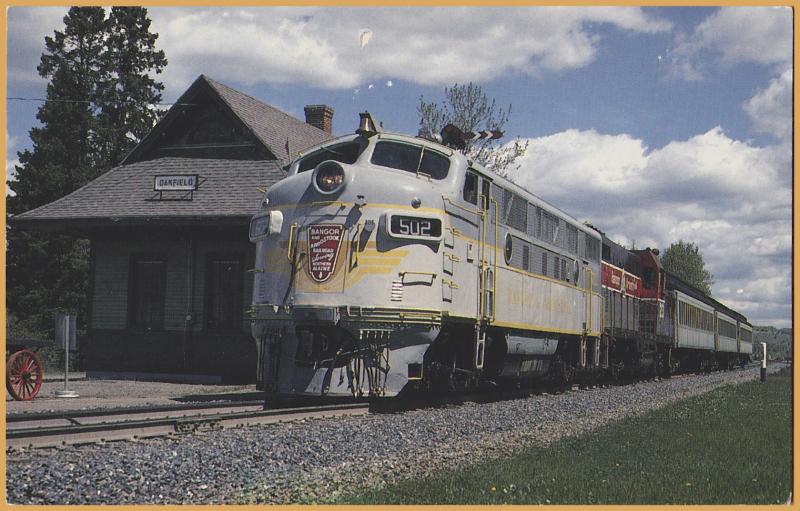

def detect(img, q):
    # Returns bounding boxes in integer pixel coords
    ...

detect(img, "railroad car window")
[298,142,362,172]
[542,252,548,277]
[554,219,564,248]
[207,256,243,331]
[129,256,166,331]
[507,193,527,232]
[463,172,478,204]
[602,241,611,261]
[561,259,567,282]
[491,185,506,217]
[568,225,579,255]
[540,211,558,244]
[503,189,514,223]
[527,204,539,238]
[585,234,600,262]
[371,141,450,179]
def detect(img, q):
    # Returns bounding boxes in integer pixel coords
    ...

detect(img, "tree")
[661,240,715,296]
[10,7,106,214]
[7,7,166,340]
[418,82,528,177]
[96,7,167,167]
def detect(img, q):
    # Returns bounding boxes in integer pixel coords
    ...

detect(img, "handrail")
[491,197,499,323]
[287,223,299,261]
[441,195,481,216]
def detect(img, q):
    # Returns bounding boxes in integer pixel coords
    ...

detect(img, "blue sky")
[5,7,794,327]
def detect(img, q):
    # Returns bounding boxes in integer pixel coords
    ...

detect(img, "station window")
[129,255,166,331]
[207,255,243,331]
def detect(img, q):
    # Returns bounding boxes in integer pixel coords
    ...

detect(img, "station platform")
[6,376,260,414]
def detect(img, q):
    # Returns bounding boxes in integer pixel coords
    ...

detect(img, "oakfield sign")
[154,174,198,191]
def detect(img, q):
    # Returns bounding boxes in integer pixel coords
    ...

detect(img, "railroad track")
[6,401,370,449]
[7,364,764,449]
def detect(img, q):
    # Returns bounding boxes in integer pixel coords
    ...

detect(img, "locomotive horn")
[440,123,504,150]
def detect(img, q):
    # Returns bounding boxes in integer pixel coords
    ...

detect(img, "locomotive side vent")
[391,280,404,302]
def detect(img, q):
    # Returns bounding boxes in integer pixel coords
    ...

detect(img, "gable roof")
[122,75,331,165]
[14,157,282,227]
[204,76,332,161]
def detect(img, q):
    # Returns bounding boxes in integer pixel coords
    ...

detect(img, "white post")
[55,314,79,398]
[760,342,767,382]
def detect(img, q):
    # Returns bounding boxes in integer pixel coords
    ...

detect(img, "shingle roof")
[121,75,333,165]
[204,76,331,160]
[15,157,282,225]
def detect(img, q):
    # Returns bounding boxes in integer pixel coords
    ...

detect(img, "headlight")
[249,210,283,241]
[249,213,270,241]
[313,161,346,195]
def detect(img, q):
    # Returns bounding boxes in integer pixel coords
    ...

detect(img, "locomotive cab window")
[643,267,657,289]
[463,171,478,204]
[371,141,450,179]
[297,142,362,173]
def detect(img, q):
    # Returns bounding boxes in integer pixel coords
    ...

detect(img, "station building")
[14,75,333,383]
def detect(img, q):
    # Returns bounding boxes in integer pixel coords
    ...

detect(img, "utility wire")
[8,96,197,107]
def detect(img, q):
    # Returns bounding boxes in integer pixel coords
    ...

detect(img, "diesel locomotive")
[249,113,752,398]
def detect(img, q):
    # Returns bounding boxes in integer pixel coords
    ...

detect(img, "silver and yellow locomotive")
[250,114,604,397]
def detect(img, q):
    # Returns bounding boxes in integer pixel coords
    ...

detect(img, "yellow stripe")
[269,202,446,215]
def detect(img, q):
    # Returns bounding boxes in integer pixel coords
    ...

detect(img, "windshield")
[297,142,363,173]
[370,141,450,179]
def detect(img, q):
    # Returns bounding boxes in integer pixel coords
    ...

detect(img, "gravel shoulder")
[6,366,782,505]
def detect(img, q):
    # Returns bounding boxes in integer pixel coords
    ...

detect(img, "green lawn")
[340,372,792,504]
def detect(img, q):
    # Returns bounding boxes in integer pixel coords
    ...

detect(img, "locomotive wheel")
[6,349,44,401]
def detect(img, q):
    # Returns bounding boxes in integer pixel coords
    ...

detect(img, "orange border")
[1,3,797,510]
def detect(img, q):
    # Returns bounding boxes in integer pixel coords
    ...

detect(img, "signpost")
[760,342,767,382]
[55,314,79,398]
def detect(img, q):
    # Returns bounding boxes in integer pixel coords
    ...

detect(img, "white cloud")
[744,68,793,142]
[670,7,792,80]
[146,7,671,92]
[7,7,71,85]
[508,127,791,327]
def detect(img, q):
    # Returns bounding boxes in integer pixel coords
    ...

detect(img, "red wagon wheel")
[6,349,44,401]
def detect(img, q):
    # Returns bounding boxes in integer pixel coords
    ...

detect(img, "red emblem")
[307,224,345,283]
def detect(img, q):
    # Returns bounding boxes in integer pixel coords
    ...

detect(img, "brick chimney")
[304,104,334,134]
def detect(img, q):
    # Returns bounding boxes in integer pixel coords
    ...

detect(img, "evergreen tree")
[9,7,106,214]
[418,82,528,177]
[7,7,166,340]
[97,7,167,167]
[661,240,715,296]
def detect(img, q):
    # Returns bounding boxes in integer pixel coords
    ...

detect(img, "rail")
[7,402,369,449]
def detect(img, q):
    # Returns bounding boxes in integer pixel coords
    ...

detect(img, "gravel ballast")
[6,366,779,504]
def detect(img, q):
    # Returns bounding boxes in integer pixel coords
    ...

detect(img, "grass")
[339,372,792,505]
